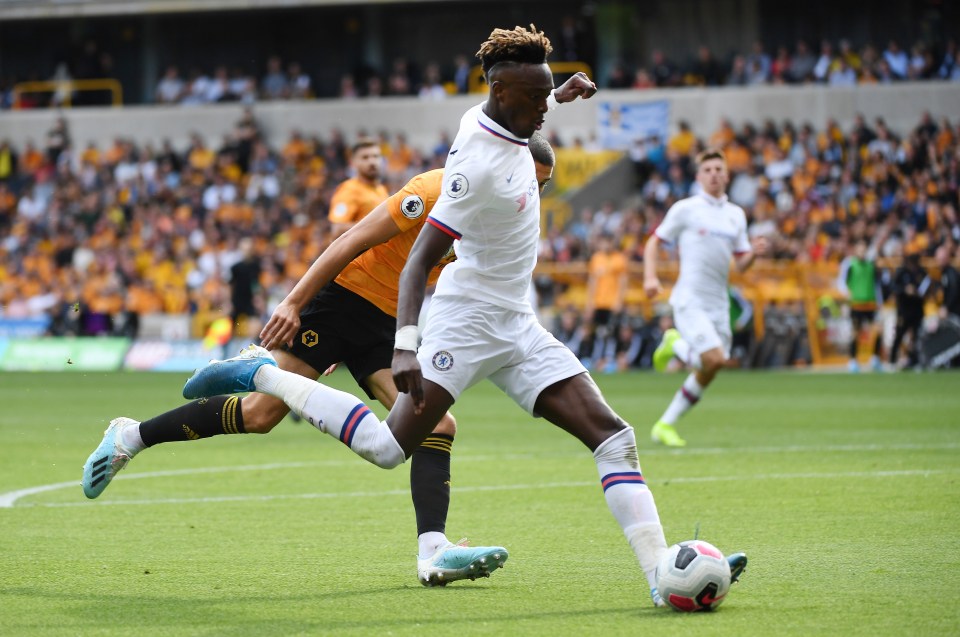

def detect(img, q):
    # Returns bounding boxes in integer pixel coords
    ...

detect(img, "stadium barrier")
[12,78,123,108]
[1,82,955,166]
[0,336,129,371]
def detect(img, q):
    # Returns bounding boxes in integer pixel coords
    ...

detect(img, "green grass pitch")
[1,370,958,636]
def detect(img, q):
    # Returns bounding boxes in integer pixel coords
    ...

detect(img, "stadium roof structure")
[0,0,449,20]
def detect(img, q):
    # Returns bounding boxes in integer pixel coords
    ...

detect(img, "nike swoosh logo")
[449,149,458,155]
[700,591,726,605]
[506,171,515,183]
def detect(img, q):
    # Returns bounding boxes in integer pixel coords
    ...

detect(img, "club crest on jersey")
[527,179,537,197]
[445,173,469,199]
[401,195,425,219]
[432,350,454,371]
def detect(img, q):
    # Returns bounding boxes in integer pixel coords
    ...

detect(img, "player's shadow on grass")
[2,585,667,631]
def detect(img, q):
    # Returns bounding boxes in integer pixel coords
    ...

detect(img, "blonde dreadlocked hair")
[476,24,553,76]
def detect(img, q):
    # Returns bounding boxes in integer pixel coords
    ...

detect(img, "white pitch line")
[2,440,957,509]
[8,468,959,509]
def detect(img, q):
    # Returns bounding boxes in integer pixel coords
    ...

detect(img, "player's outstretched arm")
[393,223,454,413]
[734,236,769,273]
[643,234,663,298]
[553,71,597,103]
[260,202,403,349]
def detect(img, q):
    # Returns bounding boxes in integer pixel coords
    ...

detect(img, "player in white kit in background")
[643,149,769,447]
[183,27,747,604]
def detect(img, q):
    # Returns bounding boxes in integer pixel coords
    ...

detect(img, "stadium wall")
[2,82,956,154]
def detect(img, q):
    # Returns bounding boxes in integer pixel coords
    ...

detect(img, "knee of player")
[701,351,726,373]
[432,412,457,437]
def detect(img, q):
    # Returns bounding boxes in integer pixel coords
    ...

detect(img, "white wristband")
[546,90,559,111]
[394,325,419,352]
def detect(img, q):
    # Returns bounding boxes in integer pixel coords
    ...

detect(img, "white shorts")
[418,295,587,415]
[673,303,732,357]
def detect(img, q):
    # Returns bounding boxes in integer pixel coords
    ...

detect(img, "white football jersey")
[427,103,541,313]
[655,192,751,308]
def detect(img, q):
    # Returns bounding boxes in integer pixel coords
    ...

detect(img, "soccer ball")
[655,540,731,612]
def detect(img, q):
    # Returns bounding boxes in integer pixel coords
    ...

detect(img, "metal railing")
[12,79,123,108]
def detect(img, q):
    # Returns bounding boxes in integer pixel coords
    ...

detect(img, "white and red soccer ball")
[655,540,732,612]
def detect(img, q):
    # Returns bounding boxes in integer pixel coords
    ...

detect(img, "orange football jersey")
[328,177,389,224]
[335,169,455,317]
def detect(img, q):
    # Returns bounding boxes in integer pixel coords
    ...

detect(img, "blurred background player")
[654,287,754,373]
[583,233,628,370]
[328,138,388,238]
[889,251,931,370]
[643,149,767,447]
[837,238,884,372]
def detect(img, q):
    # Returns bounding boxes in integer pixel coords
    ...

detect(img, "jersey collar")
[698,191,729,207]
[477,106,529,146]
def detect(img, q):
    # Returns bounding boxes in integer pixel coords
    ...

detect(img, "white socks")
[253,366,406,468]
[417,532,450,560]
[594,427,668,589]
[121,421,145,454]
[660,373,703,425]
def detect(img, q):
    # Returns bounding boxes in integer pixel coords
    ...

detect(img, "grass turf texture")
[1,370,958,636]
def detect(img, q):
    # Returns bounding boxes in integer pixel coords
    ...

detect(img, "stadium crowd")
[2,32,959,109]
[0,105,957,367]
[620,38,960,89]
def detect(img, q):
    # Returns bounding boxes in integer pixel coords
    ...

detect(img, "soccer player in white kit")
[183,27,746,603]
[643,149,768,447]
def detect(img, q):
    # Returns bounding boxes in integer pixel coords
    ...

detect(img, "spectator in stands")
[606,61,632,89]
[387,58,414,96]
[770,46,791,83]
[181,68,211,105]
[727,55,748,86]
[287,62,312,99]
[649,49,679,87]
[690,45,724,86]
[45,117,70,165]
[229,67,257,103]
[260,55,289,100]
[668,120,697,159]
[452,54,471,94]
[907,43,930,80]
[557,15,587,62]
[339,74,359,98]
[631,69,655,89]
[813,40,835,82]
[837,39,862,74]
[789,40,816,82]
[205,66,230,103]
[365,75,384,98]
[593,317,644,373]
[0,139,17,183]
[156,66,186,104]
[418,62,447,100]
[828,59,858,87]
[746,41,771,82]
[938,41,960,81]
[746,57,769,86]
[883,40,909,79]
